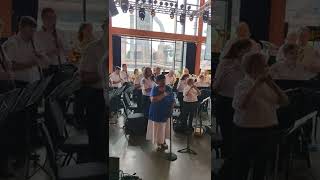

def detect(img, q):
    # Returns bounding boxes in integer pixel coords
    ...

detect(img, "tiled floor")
[109,112,212,180]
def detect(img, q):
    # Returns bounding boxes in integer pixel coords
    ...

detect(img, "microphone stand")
[165,115,177,161]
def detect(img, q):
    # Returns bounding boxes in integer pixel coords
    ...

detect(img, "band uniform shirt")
[269,61,314,80]
[120,70,129,82]
[34,28,70,66]
[3,34,40,83]
[177,79,187,92]
[183,85,200,102]
[232,76,279,128]
[109,72,122,88]
[79,39,105,89]
[165,74,175,85]
[213,58,245,98]
[141,77,155,96]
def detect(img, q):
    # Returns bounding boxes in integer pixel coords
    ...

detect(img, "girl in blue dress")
[146,74,175,151]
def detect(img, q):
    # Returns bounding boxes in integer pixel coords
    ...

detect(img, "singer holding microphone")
[146,74,175,152]
[230,52,289,180]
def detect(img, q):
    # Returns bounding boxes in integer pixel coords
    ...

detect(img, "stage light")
[129,4,134,14]
[187,5,191,10]
[180,4,184,9]
[175,3,178,8]
[159,1,163,6]
[170,2,173,7]
[151,9,156,17]
[139,8,146,20]
[170,11,175,19]
[165,2,168,6]
[203,10,209,23]
[154,0,158,4]
[180,13,186,25]
[121,0,129,13]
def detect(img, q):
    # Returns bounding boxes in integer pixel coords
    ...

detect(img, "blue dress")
[148,85,174,123]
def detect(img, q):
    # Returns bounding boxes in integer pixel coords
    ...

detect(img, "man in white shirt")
[165,70,176,86]
[120,64,129,83]
[270,44,314,80]
[3,16,48,86]
[182,78,201,129]
[230,52,288,180]
[78,20,107,161]
[109,66,122,88]
[34,8,70,72]
[276,31,298,62]
[297,27,320,74]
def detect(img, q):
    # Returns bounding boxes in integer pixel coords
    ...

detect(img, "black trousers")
[181,101,198,128]
[80,87,107,162]
[142,95,151,118]
[133,89,143,113]
[215,95,234,157]
[230,125,277,180]
[177,92,184,110]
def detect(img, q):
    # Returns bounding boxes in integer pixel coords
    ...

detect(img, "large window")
[121,36,184,73]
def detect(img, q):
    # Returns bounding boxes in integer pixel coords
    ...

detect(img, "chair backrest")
[121,99,129,117]
[124,93,132,106]
[27,75,53,107]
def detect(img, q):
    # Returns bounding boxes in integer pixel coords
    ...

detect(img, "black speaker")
[109,0,119,17]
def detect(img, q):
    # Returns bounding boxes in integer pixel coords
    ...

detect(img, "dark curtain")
[240,0,270,41]
[112,35,121,69]
[12,0,39,33]
[185,42,196,75]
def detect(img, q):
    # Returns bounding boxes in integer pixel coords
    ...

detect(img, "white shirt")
[232,76,279,128]
[133,74,142,85]
[276,44,286,62]
[140,77,155,96]
[3,34,40,83]
[79,39,105,89]
[34,28,70,66]
[165,74,176,85]
[213,58,245,98]
[120,70,129,82]
[183,85,199,102]
[177,78,188,92]
[270,61,314,80]
[195,81,210,87]
[220,38,258,60]
[109,72,122,88]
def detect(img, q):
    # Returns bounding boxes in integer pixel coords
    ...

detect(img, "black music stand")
[0,89,22,126]
[11,77,53,179]
[165,116,177,161]
[194,97,211,136]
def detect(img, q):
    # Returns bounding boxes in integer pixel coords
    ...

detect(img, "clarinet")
[30,39,44,79]
[52,27,62,69]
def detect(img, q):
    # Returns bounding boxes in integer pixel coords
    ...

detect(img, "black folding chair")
[39,119,106,180]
